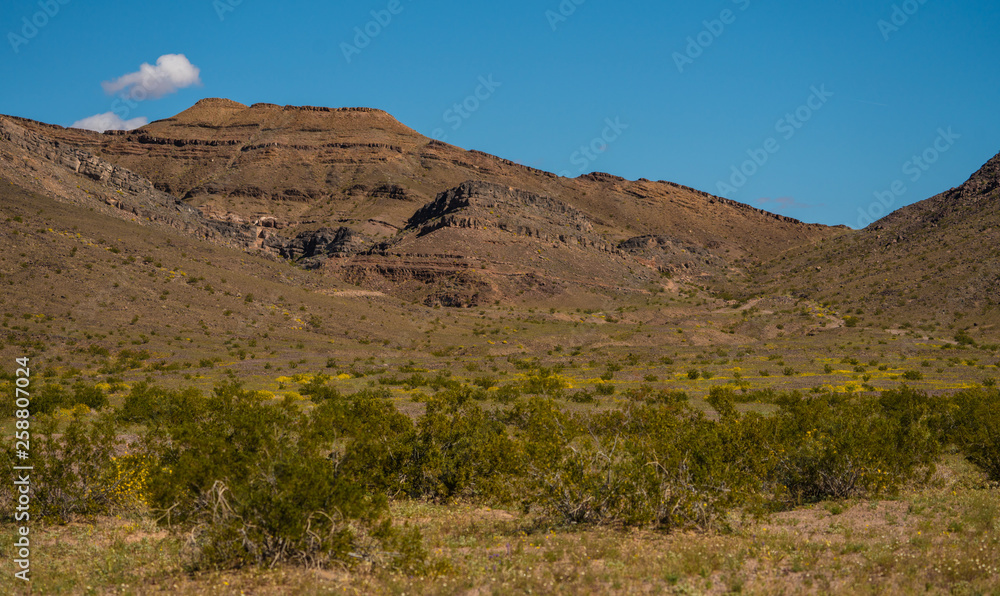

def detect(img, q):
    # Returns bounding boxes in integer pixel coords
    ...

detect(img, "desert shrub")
[22,382,108,416]
[521,368,569,397]
[492,384,522,404]
[770,388,941,503]
[69,381,108,410]
[405,390,521,502]
[315,389,417,497]
[327,386,519,501]
[902,370,923,381]
[505,397,603,521]
[30,383,71,415]
[472,376,498,389]
[734,387,779,404]
[955,330,976,346]
[566,389,595,403]
[622,386,654,402]
[428,371,461,392]
[950,387,1000,482]
[1,408,147,523]
[98,349,151,374]
[875,386,948,470]
[144,382,422,570]
[595,383,616,396]
[403,373,430,389]
[299,375,342,401]
[117,382,203,425]
[615,408,761,529]
[508,393,774,531]
[644,390,689,405]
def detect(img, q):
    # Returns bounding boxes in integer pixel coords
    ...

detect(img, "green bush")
[566,389,596,403]
[514,397,774,531]
[595,383,616,396]
[521,368,569,397]
[472,376,498,389]
[644,390,689,405]
[118,382,203,425]
[955,330,976,346]
[299,375,342,401]
[98,349,150,374]
[771,388,941,503]
[950,387,1000,482]
[144,382,422,570]
[733,387,778,404]
[2,408,145,523]
[405,390,521,502]
[70,381,108,410]
[31,383,71,415]
[318,389,419,496]
[23,381,108,416]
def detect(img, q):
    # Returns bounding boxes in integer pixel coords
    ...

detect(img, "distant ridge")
[1,98,844,306]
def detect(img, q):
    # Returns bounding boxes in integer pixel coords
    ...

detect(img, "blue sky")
[2,0,998,228]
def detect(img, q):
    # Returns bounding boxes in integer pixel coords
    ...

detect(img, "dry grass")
[3,455,997,595]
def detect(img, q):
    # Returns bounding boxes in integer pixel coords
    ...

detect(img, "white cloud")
[70,112,148,133]
[101,53,202,100]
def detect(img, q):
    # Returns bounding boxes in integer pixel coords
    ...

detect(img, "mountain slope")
[757,151,1000,339]
[4,99,845,306]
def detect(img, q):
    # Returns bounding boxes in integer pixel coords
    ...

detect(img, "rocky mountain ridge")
[1,99,856,306]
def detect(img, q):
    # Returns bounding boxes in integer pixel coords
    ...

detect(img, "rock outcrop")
[0,117,259,250]
[264,227,372,268]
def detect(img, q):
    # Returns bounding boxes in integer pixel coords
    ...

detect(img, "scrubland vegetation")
[2,361,999,594]
[2,189,999,593]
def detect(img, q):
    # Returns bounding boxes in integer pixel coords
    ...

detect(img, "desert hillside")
[756,151,1000,341]
[3,99,845,306]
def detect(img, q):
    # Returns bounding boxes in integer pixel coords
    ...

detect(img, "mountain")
[756,151,1000,339]
[1,99,842,307]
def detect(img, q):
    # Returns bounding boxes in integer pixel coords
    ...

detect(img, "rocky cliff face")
[0,117,259,250]
[264,226,372,268]
[405,181,613,250]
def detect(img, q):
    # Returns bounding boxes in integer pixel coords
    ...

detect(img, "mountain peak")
[192,97,248,109]
[137,98,423,149]
[959,150,1000,199]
